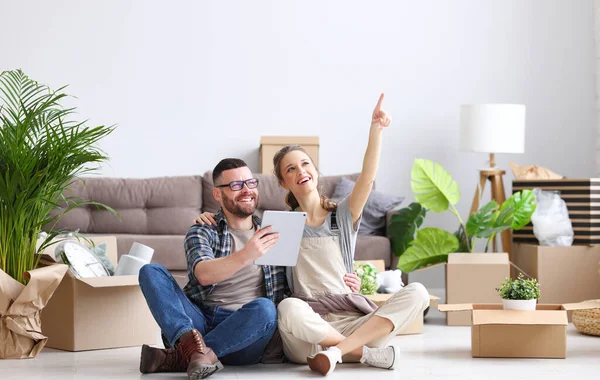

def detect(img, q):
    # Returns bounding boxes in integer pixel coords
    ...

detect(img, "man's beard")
[221,192,258,218]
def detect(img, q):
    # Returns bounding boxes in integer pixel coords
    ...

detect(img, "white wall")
[1,0,596,288]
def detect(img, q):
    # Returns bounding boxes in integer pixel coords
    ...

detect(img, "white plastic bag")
[531,188,574,246]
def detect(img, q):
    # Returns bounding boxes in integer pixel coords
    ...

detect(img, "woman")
[196,94,429,376]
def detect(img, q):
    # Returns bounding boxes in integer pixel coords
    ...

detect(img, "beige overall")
[277,234,430,364]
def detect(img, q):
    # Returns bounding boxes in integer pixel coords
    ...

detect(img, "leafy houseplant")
[496,273,541,310]
[0,69,118,358]
[353,262,379,295]
[389,159,536,273]
[0,69,116,284]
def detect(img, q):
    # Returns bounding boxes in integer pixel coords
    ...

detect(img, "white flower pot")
[502,299,537,311]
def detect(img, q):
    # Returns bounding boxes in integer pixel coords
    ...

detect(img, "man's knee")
[138,263,167,283]
[246,297,277,323]
[277,298,306,332]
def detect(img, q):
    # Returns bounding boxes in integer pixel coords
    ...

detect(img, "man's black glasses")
[215,178,259,191]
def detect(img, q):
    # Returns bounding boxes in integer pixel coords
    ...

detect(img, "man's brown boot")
[139,344,188,373]
[178,329,223,380]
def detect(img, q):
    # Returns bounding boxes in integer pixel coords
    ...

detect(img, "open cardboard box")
[355,260,439,335]
[38,236,159,351]
[408,253,510,326]
[438,301,600,358]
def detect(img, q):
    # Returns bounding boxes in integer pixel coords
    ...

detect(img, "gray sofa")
[51,172,400,286]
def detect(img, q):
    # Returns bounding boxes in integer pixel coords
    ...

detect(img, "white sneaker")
[307,347,342,376]
[360,346,397,370]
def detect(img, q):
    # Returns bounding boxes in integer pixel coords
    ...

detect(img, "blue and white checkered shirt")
[183,209,289,307]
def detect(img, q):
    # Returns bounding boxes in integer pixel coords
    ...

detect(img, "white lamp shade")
[459,104,525,154]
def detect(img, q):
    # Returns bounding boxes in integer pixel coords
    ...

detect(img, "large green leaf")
[466,200,499,238]
[480,206,515,239]
[397,227,459,273]
[411,159,460,213]
[388,202,427,257]
[501,190,536,230]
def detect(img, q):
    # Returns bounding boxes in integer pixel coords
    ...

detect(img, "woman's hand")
[371,93,392,130]
[193,212,217,226]
[344,272,361,293]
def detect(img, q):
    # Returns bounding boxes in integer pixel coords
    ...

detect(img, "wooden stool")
[469,163,512,258]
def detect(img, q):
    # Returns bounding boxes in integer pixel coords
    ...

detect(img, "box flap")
[472,310,567,326]
[78,275,140,288]
[448,253,508,264]
[562,301,600,311]
[438,303,473,312]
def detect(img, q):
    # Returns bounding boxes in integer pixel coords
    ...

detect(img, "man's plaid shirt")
[183,209,289,307]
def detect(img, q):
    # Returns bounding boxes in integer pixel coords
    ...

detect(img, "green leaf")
[397,227,459,272]
[466,200,499,238]
[501,190,537,230]
[388,202,427,257]
[411,159,460,213]
[480,207,515,239]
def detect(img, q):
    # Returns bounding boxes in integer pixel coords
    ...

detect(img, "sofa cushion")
[332,178,404,236]
[354,236,392,269]
[52,176,203,235]
[318,173,362,199]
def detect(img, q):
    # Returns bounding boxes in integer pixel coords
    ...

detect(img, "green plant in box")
[389,159,537,273]
[496,273,540,310]
[496,273,541,301]
[0,69,117,284]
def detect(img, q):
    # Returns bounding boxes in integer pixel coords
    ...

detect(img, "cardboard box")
[39,236,159,351]
[259,136,319,174]
[356,259,439,335]
[446,253,510,326]
[512,179,600,245]
[439,302,600,358]
[512,243,600,304]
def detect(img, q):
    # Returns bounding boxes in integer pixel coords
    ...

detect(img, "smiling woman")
[272,146,337,213]
[271,94,431,376]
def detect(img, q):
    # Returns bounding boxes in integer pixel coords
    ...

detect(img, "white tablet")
[254,210,307,266]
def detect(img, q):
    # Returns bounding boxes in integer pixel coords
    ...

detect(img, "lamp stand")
[469,153,512,257]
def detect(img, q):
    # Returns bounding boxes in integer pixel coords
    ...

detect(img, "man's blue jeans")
[138,263,277,365]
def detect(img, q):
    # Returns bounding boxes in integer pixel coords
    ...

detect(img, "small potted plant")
[496,273,541,310]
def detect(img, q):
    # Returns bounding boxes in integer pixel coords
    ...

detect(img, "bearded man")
[138,158,286,380]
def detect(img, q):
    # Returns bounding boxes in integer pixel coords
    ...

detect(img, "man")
[138,158,286,380]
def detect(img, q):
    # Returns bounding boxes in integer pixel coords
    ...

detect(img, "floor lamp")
[459,104,526,258]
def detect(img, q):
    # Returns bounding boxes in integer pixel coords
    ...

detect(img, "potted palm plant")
[0,69,116,358]
[496,273,541,310]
